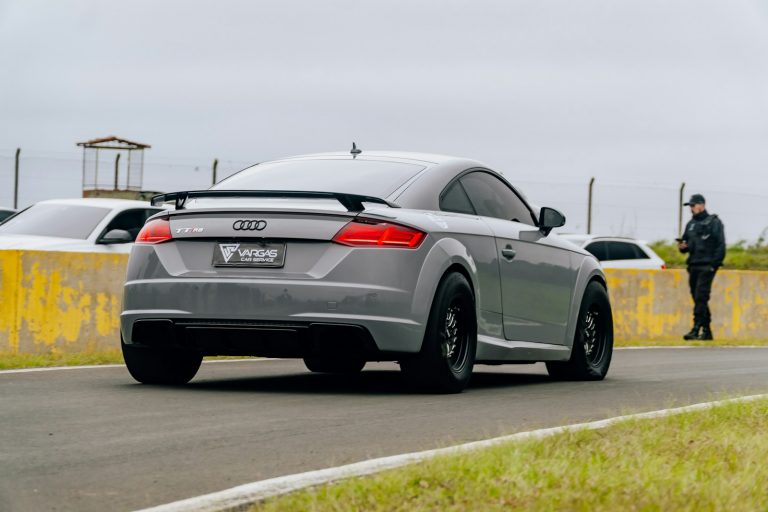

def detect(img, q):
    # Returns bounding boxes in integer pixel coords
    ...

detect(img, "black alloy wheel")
[546,281,613,381]
[400,272,476,393]
[442,302,471,375]
[581,306,608,367]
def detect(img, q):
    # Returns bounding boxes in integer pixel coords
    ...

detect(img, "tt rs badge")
[175,227,205,234]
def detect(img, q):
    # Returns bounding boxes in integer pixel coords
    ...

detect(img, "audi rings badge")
[233,220,267,231]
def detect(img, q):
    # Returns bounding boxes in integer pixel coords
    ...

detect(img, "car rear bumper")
[121,278,425,355]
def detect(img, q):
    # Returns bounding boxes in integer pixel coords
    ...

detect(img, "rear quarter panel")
[364,208,504,340]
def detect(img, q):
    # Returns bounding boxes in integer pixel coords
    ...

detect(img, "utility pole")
[587,177,595,234]
[13,148,20,209]
[212,158,219,186]
[114,153,121,190]
[678,182,686,237]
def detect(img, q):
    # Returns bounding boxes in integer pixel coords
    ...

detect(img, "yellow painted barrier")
[0,250,766,354]
[605,268,768,341]
[0,250,127,354]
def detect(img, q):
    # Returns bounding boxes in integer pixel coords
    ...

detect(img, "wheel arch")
[411,237,482,345]
[588,273,607,290]
[564,258,608,350]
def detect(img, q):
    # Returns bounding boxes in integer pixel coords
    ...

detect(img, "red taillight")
[661,263,667,269]
[136,218,172,244]
[332,220,425,248]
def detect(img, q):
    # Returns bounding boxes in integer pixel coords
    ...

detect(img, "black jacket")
[680,210,726,268]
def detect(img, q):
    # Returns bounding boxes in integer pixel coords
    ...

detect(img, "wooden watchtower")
[77,136,152,199]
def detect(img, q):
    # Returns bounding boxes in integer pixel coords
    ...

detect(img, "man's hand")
[677,240,688,250]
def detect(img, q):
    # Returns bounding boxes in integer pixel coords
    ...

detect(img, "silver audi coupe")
[121,149,613,392]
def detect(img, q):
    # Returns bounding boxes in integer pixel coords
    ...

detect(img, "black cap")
[684,193,706,206]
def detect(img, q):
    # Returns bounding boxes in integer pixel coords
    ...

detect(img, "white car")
[560,234,666,270]
[0,198,166,253]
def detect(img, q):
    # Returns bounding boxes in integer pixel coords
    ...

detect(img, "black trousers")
[687,265,717,326]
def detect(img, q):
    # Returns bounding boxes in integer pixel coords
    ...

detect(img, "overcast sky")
[1,0,767,241]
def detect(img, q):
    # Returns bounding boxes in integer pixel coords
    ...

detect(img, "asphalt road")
[1,347,767,512]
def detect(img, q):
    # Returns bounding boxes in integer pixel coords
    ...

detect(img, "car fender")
[411,236,480,329]
[564,254,607,349]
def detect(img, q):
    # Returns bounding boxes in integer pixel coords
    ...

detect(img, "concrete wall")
[0,250,127,354]
[0,250,765,354]
[605,268,768,341]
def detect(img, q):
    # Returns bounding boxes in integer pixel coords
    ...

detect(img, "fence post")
[13,148,20,209]
[114,153,121,190]
[587,177,595,234]
[212,158,219,186]
[678,182,686,237]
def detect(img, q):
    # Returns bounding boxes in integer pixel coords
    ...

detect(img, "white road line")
[2,347,766,374]
[616,345,768,350]
[0,358,275,375]
[0,364,126,374]
[134,393,768,512]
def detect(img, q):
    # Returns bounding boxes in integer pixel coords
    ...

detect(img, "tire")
[400,272,477,393]
[121,340,202,385]
[546,281,613,381]
[303,357,366,374]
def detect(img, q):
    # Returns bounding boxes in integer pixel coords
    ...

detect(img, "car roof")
[36,198,159,209]
[560,234,649,244]
[274,150,483,167]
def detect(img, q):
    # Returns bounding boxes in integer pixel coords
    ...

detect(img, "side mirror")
[99,229,133,244]
[538,207,566,236]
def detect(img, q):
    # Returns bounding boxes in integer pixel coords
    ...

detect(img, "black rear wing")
[150,190,400,212]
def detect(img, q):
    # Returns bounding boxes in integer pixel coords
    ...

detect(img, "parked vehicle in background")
[560,234,666,269]
[0,207,16,224]
[121,150,614,393]
[0,198,166,252]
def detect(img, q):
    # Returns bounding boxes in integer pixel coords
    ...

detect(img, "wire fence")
[1,148,765,243]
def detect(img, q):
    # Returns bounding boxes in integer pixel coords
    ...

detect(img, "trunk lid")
[154,208,356,278]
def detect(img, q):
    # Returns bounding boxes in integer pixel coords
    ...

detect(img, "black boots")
[683,324,713,341]
[683,324,701,340]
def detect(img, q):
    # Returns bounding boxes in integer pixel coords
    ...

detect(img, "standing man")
[678,194,726,340]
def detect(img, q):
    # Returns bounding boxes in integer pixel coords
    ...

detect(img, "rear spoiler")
[150,190,400,213]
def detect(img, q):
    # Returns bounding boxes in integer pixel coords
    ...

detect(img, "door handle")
[501,246,516,261]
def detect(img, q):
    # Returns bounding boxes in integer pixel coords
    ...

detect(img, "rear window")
[0,210,15,223]
[0,204,110,239]
[584,241,650,261]
[606,241,648,260]
[213,159,425,198]
[584,241,608,261]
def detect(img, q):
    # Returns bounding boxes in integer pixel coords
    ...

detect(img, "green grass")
[650,240,768,270]
[253,397,768,511]
[615,338,768,347]
[0,349,125,369]
[0,351,259,369]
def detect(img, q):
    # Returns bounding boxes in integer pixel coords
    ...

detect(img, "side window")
[606,241,638,261]
[584,242,608,261]
[102,209,162,241]
[459,171,536,225]
[439,181,475,215]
